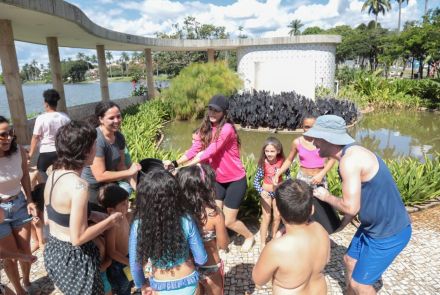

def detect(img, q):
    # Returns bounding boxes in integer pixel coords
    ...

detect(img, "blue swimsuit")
[129,215,207,294]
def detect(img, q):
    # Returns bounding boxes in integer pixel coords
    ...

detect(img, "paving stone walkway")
[1,207,439,294]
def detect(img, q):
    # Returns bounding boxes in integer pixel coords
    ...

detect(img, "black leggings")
[215,176,247,210]
[37,151,58,173]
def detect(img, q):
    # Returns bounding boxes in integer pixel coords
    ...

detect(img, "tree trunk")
[398,2,402,32]
[411,58,415,79]
[402,58,408,76]
[419,61,424,79]
[375,14,378,29]
[425,0,428,15]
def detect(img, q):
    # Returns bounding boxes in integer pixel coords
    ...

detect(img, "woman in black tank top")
[44,121,123,295]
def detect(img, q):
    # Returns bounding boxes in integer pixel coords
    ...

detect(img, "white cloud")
[7,0,426,68]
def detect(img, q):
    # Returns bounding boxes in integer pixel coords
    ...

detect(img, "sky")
[6,0,436,68]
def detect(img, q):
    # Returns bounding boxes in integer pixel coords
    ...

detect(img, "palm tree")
[105,51,113,77]
[76,52,86,61]
[424,0,428,15]
[396,0,408,32]
[90,54,97,65]
[362,0,392,29]
[120,52,130,76]
[131,51,140,63]
[288,19,303,36]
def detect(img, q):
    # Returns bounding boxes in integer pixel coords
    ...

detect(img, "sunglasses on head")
[0,129,15,140]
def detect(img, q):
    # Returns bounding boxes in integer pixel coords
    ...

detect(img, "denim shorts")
[0,192,32,239]
[347,224,412,285]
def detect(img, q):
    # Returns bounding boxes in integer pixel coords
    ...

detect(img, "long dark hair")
[134,170,187,269]
[198,109,240,149]
[95,101,121,122]
[257,137,285,169]
[0,116,17,157]
[176,164,218,225]
[53,121,97,170]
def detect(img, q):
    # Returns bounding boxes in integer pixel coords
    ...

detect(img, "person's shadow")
[30,275,56,295]
[224,263,257,295]
[325,242,383,293]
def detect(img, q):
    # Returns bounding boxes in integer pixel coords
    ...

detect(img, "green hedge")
[122,100,440,216]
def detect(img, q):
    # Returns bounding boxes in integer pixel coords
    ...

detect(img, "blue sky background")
[3,0,436,68]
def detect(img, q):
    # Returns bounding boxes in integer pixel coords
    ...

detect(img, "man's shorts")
[0,192,32,240]
[347,224,412,285]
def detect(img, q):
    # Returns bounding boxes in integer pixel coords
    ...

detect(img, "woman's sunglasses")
[0,129,15,140]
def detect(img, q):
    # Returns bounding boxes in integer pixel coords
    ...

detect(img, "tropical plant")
[288,19,303,36]
[361,0,392,29]
[396,0,408,32]
[229,91,358,130]
[160,61,242,120]
[106,51,113,77]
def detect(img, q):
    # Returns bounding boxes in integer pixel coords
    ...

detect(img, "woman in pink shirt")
[166,94,255,252]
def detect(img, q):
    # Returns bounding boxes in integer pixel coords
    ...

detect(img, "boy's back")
[270,221,329,294]
[253,179,330,295]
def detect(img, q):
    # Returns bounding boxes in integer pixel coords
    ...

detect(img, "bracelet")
[172,160,178,168]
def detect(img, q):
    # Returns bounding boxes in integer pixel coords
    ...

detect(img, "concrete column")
[96,45,109,101]
[0,20,29,144]
[46,37,68,114]
[207,49,215,63]
[144,48,156,99]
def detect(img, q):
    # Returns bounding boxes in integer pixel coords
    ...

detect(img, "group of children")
[16,113,332,295]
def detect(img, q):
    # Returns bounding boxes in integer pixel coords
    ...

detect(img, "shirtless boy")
[98,184,133,295]
[252,179,330,295]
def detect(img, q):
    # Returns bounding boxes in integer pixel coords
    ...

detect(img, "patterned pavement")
[1,207,440,295]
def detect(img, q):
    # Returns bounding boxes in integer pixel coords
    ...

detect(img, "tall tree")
[105,51,113,77]
[288,19,303,36]
[396,0,408,32]
[362,0,392,29]
[238,26,248,39]
[76,52,86,61]
[120,52,130,76]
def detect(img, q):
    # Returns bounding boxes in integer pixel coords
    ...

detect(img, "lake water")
[0,81,135,118]
[161,110,440,161]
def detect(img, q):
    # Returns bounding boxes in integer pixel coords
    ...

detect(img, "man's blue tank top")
[340,144,410,238]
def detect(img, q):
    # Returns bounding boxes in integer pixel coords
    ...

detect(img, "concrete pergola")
[0,0,340,144]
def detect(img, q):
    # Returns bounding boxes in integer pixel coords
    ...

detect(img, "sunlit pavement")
[1,207,439,295]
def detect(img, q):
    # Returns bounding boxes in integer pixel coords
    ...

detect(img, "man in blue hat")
[304,115,411,295]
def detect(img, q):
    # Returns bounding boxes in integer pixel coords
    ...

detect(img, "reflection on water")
[162,110,440,161]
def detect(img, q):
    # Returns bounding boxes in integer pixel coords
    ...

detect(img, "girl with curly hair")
[176,164,229,295]
[129,170,207,295]
[165,94,255,252]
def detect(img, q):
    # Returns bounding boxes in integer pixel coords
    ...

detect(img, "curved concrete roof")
[0,0,340,51]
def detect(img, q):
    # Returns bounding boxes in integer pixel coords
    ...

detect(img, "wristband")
[172,160,178,168]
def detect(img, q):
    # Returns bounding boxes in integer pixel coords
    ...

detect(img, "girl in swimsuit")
[129,169,207,295]
[176,164,229,295]
[274,115,335,189]
[253,137,290,249]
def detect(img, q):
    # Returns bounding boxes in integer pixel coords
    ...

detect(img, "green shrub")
[392,79,440,108]
[338,71,422,109]
[160,62,242,120]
